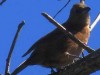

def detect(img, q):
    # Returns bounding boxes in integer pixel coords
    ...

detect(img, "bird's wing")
[22,28,62,57]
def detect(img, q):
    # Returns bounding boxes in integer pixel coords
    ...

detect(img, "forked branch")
[5,21,25,75]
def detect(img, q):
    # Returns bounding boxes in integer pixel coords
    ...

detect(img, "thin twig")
[0,0,6,5]
[80,0,85,4]
[42,12,94,53]
[5,21,25,75]
[90,13,100,31]
[53,0,70,18]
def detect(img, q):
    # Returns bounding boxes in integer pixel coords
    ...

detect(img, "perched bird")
[11,3,91,75]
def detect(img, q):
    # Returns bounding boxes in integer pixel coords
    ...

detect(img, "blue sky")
[0,0,100,75]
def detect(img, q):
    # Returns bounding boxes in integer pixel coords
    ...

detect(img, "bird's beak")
[82,7,91,13]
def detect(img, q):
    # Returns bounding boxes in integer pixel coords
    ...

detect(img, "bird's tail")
[11,60,29,75]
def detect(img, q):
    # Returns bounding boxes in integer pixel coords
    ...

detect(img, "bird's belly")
[39,31,89,68]
[42,52,76,68]
[42,44,83,68]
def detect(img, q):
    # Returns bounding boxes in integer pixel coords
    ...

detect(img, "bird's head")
[70,3,90,15]
[68,3,91,26]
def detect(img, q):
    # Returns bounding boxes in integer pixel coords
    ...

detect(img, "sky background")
[0,0,100,75]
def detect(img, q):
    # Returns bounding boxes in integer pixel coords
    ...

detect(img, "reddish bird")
[11,3,90,75]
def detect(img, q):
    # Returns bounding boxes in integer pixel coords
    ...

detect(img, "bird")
[11,3,91,75]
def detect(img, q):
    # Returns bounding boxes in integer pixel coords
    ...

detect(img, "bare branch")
[5,21,25,75]
[53,0,70,18]
[80,0,85,4]
[90,13,100,31]
[50,49,100,75]
[42,12,94,53]
[0,0,6,5]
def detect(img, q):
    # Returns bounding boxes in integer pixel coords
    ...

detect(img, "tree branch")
[50,49,100,75]
[90,12,100,31]
[41,12,94,53]
[5,21,25,75]
[80,0,85,4]
[0,0,6,5]
[53,0,70,18]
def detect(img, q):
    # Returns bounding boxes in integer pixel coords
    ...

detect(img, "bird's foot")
[48,67,56,75]
[51,68,56,74]
[82,52,85,58]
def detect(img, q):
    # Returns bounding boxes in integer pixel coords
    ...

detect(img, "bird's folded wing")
[22,28,62,57]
